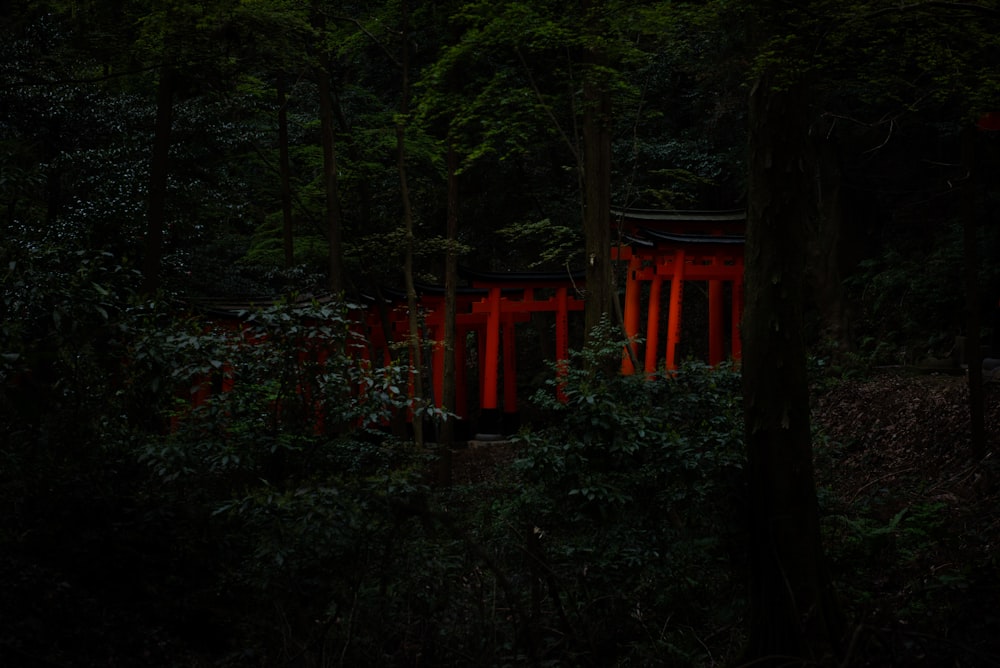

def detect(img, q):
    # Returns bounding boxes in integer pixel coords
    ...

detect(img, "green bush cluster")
[2,258,751,666]
[847,222,1000,365]
[494,322,747,664]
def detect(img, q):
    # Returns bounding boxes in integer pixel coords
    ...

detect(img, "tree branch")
[329,14,402,68]
[864,1,1000,20]
[514,46,582,171]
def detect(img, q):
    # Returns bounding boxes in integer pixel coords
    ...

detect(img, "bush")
[484,320,748,665]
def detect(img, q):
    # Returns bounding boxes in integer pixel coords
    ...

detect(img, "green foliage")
[497,217,582,268]
[848,223,1000,363]
[130,299,464,663]
[243,212,329,269]
[489,320,747,663]
[822,493,973,624]
[141,301,412,481]
[1,244,142,448]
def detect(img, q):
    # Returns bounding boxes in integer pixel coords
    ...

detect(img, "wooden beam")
[644,276,662,375]
[622,256,642,375]
[556,286,569,402]
[482,287,501,410]
[665,249,685,370]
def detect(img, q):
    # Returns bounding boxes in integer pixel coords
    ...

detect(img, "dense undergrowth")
[3,251,1000,666]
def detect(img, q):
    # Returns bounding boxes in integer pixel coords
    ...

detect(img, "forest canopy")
[3,0,1000,666]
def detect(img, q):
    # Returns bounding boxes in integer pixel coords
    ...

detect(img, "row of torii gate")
[371,208,746,436]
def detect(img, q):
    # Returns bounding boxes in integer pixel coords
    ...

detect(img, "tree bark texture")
[317,62,344,295]
[742,68,843,665]
[441,141,460,446]
[961,125,986,460]
[277,74,294,268]
[582,77,613,339]
[807,131,854,354]
[397,1,423,448]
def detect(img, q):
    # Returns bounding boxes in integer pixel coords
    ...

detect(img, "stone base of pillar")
[474,408,504,441]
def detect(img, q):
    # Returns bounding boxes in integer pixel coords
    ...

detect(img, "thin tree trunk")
[962,125,986,460]
[277,74,294,268]
[142,66,176,294]
[741,67,843,666]
[317,61,343,295]
[332,87,373,250]
[441,141,460,446]
[397,1,423,448]
[581,74,613,341]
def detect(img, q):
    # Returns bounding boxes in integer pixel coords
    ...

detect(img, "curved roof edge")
[640,228,745,245]
[611,207,746,222]
[458,266,587,284]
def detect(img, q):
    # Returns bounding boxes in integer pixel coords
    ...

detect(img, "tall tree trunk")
[332,87,373,253]
[397,0,423,448]
[142,67,176,294]
[962,125,986,460]
[808,132,854,355]
[397,126,423,448]
[317,61,343,295]
[441,140,460,446]
[741,67,843,666]
[277,74,294,268]
[578,0,613,342]
[581,74,613,340]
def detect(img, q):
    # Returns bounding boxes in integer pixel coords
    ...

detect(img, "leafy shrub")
[488,320,747,665]
[847,222,1000,364]
[133,299,464,664]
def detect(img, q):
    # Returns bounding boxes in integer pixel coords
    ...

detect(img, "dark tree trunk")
[142,67,176,294]
[332,87,373,250]
[807,131,854,355]
[741,67,843,666]
[581,76,612,340]
[962,125,986,460]
[441,141,460,446]
[317,62,343,295]
[397,1,423,448]
[277,74,294,268]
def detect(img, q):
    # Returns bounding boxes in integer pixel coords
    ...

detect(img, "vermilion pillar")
[475,288,505,438]
[665,249,685,370]
[708,279,724,366]
[621,256,642,375]
[644,276,662,375]
[502,319,517,412]
[477,328,486,410]
[430,324,445,408]
[556,286,569,402]
[482,287,501,411]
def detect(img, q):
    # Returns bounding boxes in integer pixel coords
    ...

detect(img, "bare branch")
[514,46,582,171]
[330,14,402,68]
[864,1,1000,20]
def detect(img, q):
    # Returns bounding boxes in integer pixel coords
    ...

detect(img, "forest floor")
[450,368,1000,666]
[810,368,1000,666]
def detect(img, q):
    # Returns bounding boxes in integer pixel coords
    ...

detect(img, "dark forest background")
[3,1,1000,666]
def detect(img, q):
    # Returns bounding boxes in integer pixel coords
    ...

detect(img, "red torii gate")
[458,268,586,435]
[383,209,744,435]
[186,209,745,439]
[370,274,585,436]
[612,208,746,374]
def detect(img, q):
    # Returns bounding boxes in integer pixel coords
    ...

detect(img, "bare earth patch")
[812,369,1000,666]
